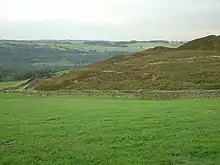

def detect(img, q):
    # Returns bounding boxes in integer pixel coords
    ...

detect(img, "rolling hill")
[0,40,179,81]
[178,35,220,51]
[33,35,220,91]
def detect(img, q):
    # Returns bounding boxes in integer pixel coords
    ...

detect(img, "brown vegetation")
[179,35,220,51]
[34,35,220,91]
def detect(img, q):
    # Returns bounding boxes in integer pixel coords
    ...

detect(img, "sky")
[0,0,220,40]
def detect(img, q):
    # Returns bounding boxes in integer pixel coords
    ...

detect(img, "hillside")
[0,40,178,81]
[179,35,220,51]
[33,35,220,91]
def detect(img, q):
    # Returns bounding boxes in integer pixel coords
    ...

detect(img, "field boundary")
[2,89,220,100]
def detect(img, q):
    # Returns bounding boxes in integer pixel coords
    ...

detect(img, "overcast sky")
[0,0,220,40]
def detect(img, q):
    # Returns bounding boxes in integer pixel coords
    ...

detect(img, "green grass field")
[0,94,220,165]
[50,42,179,52]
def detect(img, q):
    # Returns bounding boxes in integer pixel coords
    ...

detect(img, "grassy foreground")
[0,94,220,165]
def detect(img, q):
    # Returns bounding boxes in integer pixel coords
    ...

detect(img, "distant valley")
[0,40,181,81]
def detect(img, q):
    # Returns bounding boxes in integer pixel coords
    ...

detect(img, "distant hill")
[179,35,220,51]
[0,40,180,82]
[34,35,220,91]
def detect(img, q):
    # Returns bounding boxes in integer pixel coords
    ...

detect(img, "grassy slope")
[33,35,220,91]
[179,35,220,51]
[0,94,220,165]
[35,50,220,90]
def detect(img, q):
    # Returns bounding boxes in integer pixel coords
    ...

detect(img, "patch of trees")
[116,40,170,45]
[83,41,113,46]
[0,66,81,82]
[83,41,128,47]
